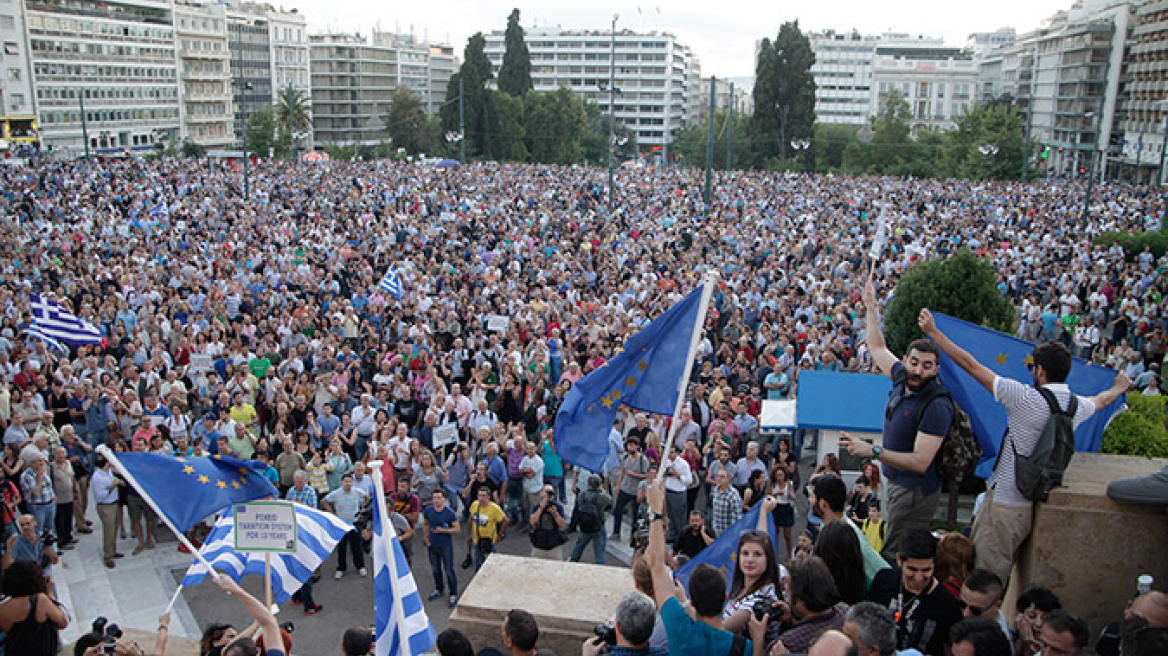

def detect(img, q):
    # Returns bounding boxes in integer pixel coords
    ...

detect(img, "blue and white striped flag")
[149,202,169,221]
[23,325,67,354]
[29,295,103,346]
[180,504,352,603]
[372,464,435,656]
[378,267,404,300]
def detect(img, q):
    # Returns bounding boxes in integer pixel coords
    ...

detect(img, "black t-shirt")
[869,569,962,656]
[674,526,714,559]
[467,478,499,504]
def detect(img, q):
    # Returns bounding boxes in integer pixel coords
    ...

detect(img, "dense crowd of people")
[0,155,1165,655]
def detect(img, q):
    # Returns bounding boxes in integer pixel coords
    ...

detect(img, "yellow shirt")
[469,500,506,542]
[230,403,257,427]
[861,517,885,555]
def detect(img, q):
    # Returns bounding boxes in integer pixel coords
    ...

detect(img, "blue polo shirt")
[882,362,953,495]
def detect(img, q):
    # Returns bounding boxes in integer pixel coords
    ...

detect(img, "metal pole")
[1082,146,1095,226]
[243,146,250,201]
[79,92,90,159]
[703,76,715,207]
[608,14,617,217]
[1159,112,1168,188]
[287,86,295,162]
[458,76,465,163]
[1021,98,1033,182]
[726,82,734,170]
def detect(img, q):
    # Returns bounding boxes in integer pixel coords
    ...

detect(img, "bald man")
[806,630,853,656]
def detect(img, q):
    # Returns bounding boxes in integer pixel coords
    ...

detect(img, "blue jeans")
[569,529,607,565]
[472,541,491,572]
[427,543,457,595]
[29,503,56,539]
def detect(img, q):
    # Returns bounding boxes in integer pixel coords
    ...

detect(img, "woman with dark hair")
[767,463,796,560]
[0,560,68,655]
[721,526,782,644]
[200,622,239,656]
[741,469,768,510]
[813,521,866,605]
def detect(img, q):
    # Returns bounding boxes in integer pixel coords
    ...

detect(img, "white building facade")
[483,27,701,159]
[175,1,233,149]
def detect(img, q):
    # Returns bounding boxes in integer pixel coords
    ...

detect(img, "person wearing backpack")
[840,281,955,562]
[918,309,1130,583]
[569,474,613,565]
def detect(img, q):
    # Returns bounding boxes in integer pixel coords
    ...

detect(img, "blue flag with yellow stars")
[932,313,1126,479]
[554,286,705,474]
[674,502,775,591]
[115,452,279,532]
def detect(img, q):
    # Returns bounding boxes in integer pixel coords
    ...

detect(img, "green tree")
[524,88,587,164]
[441,33,494,157]
[871,89,913,173]
[946,102,1026,181]
[671,110,751,170]
[581,101,635,165]
[497,9,532,96]
[244,108,286,159]
[813,123,858,171]
[750,38,780,166]
[180,140,206,158]
[484,90,527,161]
[275,85,313,133]
[771,21,817,160]
[385,87,434,155]
[884,249,1015,355]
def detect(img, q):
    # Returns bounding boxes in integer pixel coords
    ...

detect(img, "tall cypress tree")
[497,9,532,96]
[440,33,495,157]
[772,21,817,159]
[751,38,780,166]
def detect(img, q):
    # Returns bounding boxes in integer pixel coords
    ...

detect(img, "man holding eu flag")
[841,282,954,561]
[915,309,1129,583]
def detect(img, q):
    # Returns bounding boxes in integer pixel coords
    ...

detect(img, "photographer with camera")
[528,484,567,560]
[3,513,59,574]
[75,613,169,656]
[582,590,667,656]
[0,559,67,655]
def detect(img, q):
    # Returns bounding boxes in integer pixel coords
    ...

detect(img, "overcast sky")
[288,0,1074,79]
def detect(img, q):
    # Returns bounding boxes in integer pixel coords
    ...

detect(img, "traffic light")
[1041,146,1050,159]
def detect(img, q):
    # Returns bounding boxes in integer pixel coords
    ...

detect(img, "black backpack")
[1011,388,1077,502]
[892,370,983,482]
[575,491,604,534]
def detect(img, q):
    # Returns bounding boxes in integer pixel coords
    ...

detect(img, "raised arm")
[918,308,995,392]
[1088,371,1132,410]
[644,480,675,610]
[863,281,898,377]
[214,576,282,655]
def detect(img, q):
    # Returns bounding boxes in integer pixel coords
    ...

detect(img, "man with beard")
[841,281,955,561]
[917,309,1129,583]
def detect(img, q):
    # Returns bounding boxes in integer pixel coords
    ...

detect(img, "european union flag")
[114,452,278,532]
[675,502,775,591]
[554,286,705,473]
[932,313,1126,479]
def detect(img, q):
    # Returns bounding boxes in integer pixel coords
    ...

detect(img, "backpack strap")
[1011,387,1077,462]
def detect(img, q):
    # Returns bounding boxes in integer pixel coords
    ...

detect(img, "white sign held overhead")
[234,501,298,553]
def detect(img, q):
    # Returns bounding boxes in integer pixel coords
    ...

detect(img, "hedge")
[1100,394,1168,458]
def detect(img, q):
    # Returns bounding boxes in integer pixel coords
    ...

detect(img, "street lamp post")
[445,131,464,159]
[236,80,254,201]
[790,138,811,167]
[1082,104,1102,226]
[78,92,90,159]
[608,13,618,217]
[978,143,1000,178]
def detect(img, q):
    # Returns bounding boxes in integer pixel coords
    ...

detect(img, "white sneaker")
[334,570,344,580]
[359,567,368,577]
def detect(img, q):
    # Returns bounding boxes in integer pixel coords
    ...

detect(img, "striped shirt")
[991,378,1095,508]
[285,484,318,509]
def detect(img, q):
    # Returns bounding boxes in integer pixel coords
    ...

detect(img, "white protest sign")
[432,423,459,450]
[486,315,510,332]
[189,353,213,373]
[234,501,298,553]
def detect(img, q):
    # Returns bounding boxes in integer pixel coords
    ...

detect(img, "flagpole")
[96,445,220,579]
[656,271,718,483]
[264,554,273,610]
[165,585,183,615]
[368,460,413,652]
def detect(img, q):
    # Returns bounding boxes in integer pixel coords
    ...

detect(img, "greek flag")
[29,295,103,346]
[149,202,169,220]
[868,210,888,260]
[180,504,352,603]
[378,267,403,300]
[373,466,435,656]
[23,324,67,354]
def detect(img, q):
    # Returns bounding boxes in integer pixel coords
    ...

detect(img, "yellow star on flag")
[216,480,227,489]
[625,376,638,388]
[601,394,616,409]
[1022,354,1034,366]
[182,465,195,475]
[994,352,1008,366]
[637,360,647,371]
[611,390,622,401]
[175,457,185,463]
[238,467,250,476]
[197,475,209,484]
[231,481,241,489]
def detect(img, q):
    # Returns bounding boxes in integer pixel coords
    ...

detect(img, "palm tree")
[275,85,312,159]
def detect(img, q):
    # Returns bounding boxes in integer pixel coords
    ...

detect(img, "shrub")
[1100,394,1168,458]
[1092,230,1168,261]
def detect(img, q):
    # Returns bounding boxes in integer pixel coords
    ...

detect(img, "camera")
[593,623,617,646]
[42,530,56,548]
[353,505,373,532]
[752,600,772,621]
[279,621,295,634]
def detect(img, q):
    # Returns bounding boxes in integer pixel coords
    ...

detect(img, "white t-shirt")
[990,378,1096,508]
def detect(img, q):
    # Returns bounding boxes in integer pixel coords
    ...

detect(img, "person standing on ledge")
[841,281,954,561]
[915,308,1128,583]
